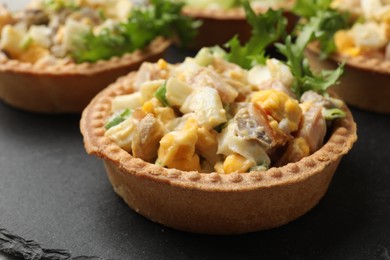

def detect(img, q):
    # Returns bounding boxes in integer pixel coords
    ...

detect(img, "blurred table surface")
[1,1,390,259]
[0,47,389,260]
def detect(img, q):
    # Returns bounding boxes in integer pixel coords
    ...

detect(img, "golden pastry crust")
[306,43,390,114]
[80,71,357,234]
[182,1,297,50]
[0,38,170,113]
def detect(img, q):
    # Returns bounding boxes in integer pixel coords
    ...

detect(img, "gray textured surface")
[1,75,390,259]
[0,2,389,255]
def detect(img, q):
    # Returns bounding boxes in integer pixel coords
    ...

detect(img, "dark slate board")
[1,48,390,260]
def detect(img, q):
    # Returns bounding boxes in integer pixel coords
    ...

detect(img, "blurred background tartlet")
[303,0,390,113]
[180,0,297,49]
[0,0,197,113]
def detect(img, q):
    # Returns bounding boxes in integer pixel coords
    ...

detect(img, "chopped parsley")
[71,0,200,63]
[105,109,132,130]
[225,1,287,69]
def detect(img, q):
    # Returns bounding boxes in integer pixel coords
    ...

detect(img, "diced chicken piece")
[211,57,251,96]
[234,104,276,150]
[189,67,239,104]
[21,9,49,26]
[256,80,296,98]
[212,57,251,96]
[217,122,271,166]
[131,114,165,163]
[180,87,227,129]
[301,90,344,110]
[248,59,294,91]
[222,76,252,97]
[172,57,202,82]
[298,102,327,153]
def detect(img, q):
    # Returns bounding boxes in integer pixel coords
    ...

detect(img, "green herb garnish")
[275,4,345,97]
[20,36,33,50]
[105,109,132,130]
[71,0,200,63]
[324,108,346,120]
[155,82,170,107]
[224,1,287,69]
[292,0,349,58]
[276,35,344,97]
[43,0,78,11]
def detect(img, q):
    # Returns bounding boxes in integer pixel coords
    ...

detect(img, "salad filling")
[295,0,390,59]
[104,5,346,174]
[0,0,198,64]
[333,0,390,59]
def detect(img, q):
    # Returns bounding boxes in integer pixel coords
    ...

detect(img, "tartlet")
[0,0,194,113]
[306,44,390,114]
[81,6,357,234]
[182,0,297,49]
[80,70,357,234]
[0,38,170,113]
[303,0,390,113]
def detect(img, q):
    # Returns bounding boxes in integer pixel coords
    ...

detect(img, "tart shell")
[80,72,357,234]
[182,2,297,50]
[306,44,390,114]
[0,38,170,114]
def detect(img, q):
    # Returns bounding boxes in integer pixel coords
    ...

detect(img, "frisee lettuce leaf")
[292,0,333,18]
[71,0,200,63]
[224,1,287,69]
[275,0,349,97]
[43,0,78,11]
[276,32,344,97]
[219,1,344,98]
[292,0,349,59]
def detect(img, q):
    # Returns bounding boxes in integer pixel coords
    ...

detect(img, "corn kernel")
[157,59,168,70]
[334,30,361,57]
[142,101,154,114]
